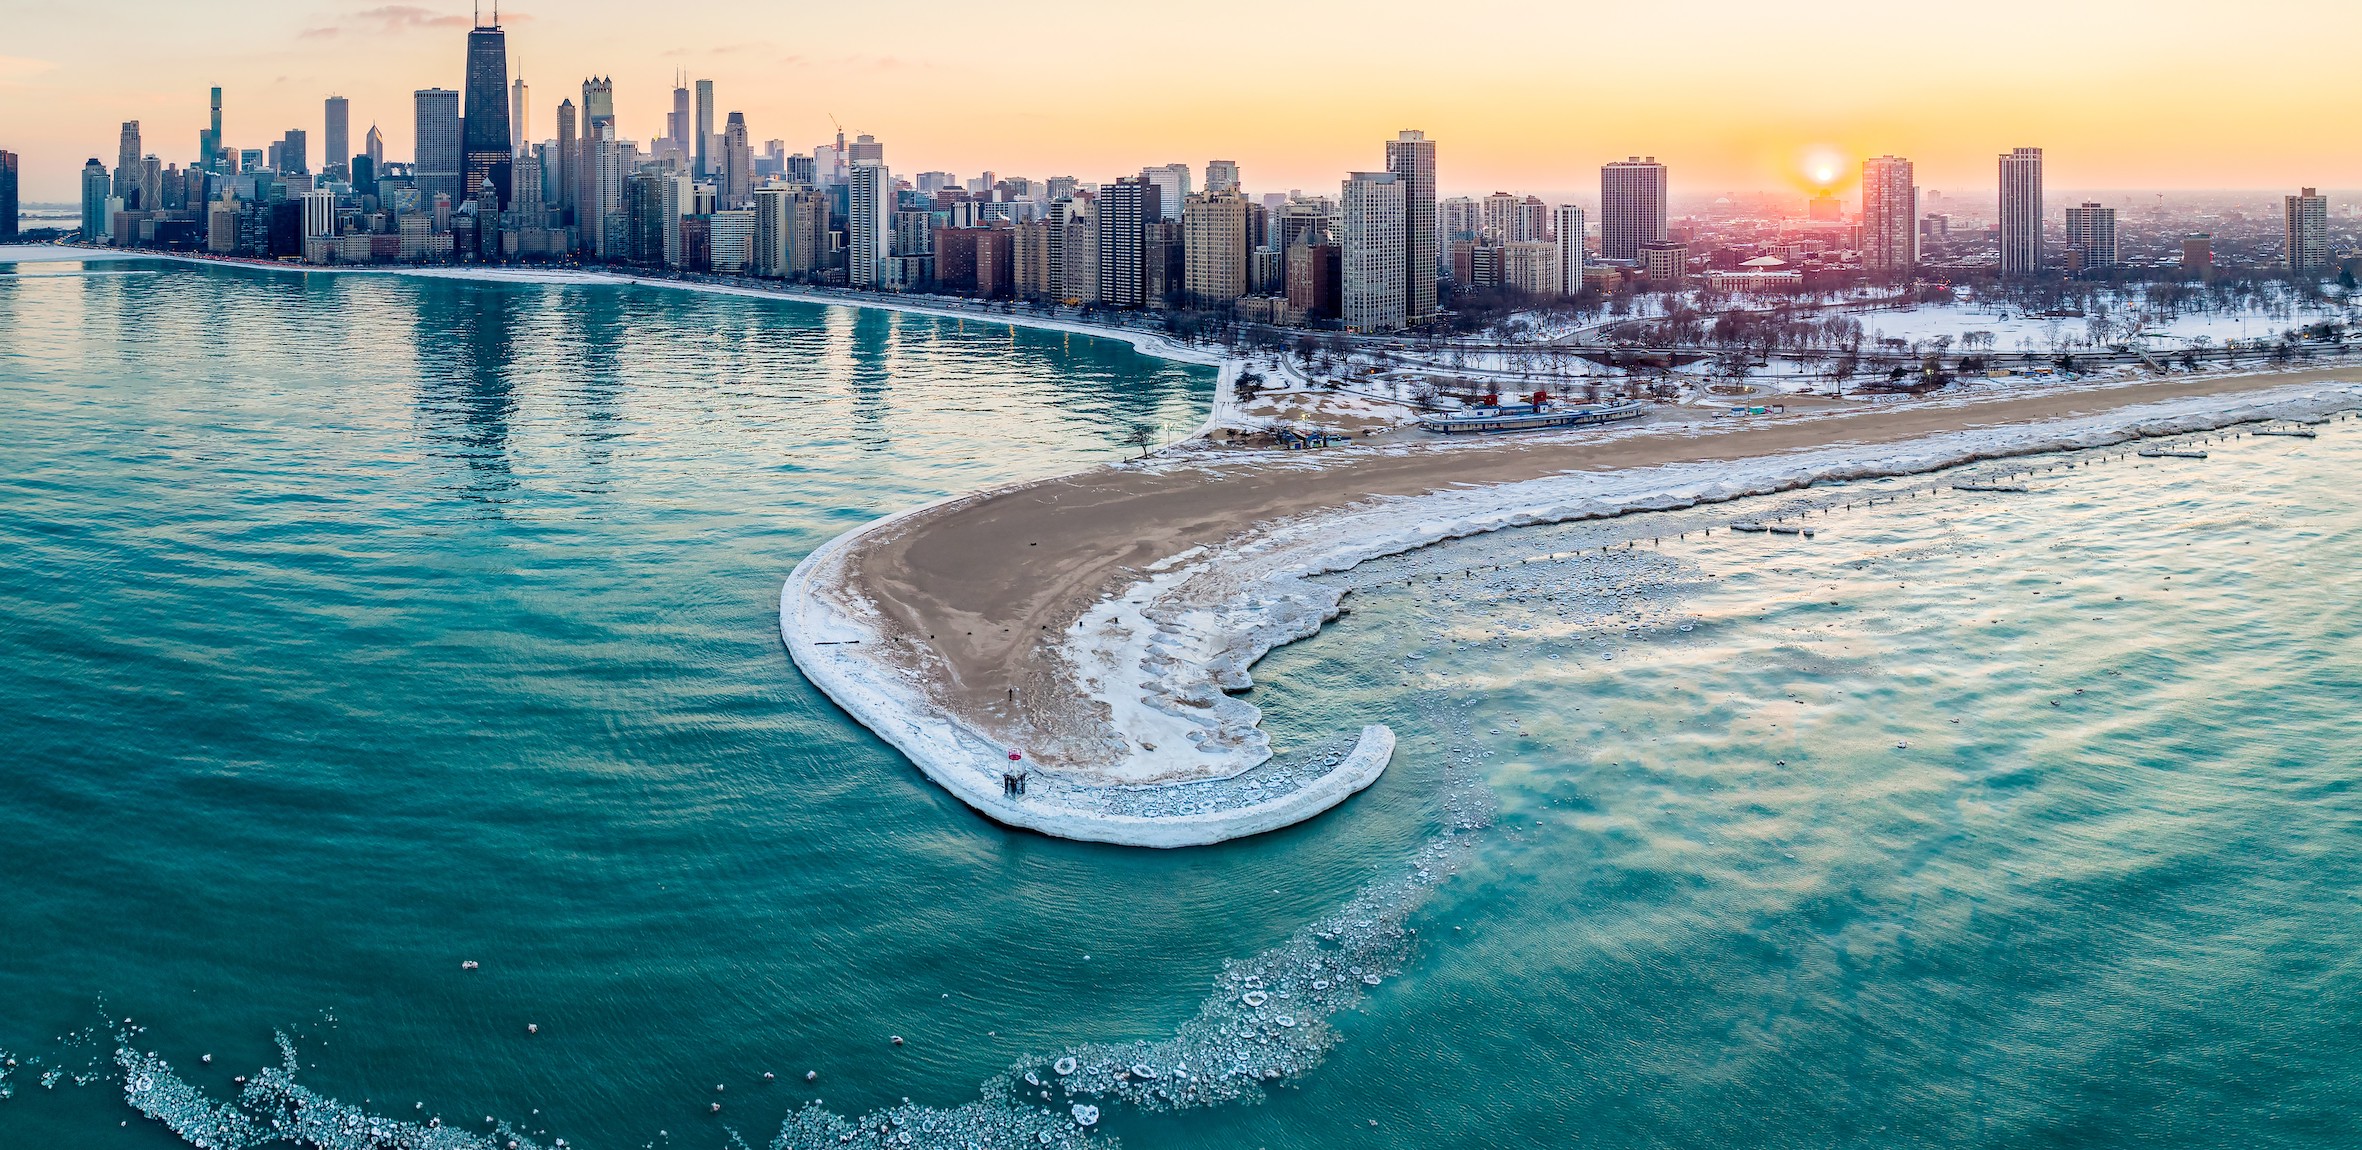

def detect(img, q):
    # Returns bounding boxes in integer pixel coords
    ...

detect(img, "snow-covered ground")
[1852,300,2345,352]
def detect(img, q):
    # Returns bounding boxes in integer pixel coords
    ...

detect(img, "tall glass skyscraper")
[413,88,463,207]
[461,20,513,208]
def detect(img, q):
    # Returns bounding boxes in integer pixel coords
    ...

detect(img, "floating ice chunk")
[1071,1104,1099,1127]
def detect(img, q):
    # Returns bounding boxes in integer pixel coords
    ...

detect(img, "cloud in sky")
[353,5,473,31]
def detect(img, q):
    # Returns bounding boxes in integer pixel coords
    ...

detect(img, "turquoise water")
[5,260,2361,1149]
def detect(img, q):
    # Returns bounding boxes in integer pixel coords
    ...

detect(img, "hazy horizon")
[5,0,2360,201]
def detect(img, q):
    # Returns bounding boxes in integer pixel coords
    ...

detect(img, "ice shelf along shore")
[783,379,2362,847]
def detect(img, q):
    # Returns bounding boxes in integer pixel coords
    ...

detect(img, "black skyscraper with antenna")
[461,7,513,209]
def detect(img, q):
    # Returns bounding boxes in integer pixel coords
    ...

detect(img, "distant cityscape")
[2,15,2356,334]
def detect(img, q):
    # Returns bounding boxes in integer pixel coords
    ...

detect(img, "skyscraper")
[1182,191,1250,303]
[115,121,142,204]
[461,17,513,208]
[2064,202,2117,273]
[279,129,308,176]
[577,77,614,239]
[1141,164,1189,223]
[365,124,384,170]
[414,88,463,207]
[2285,187,2329,275]
[1205,160,1240,196]
[1098,176,1158,307]
[721,112,752,208]
[554,98,577,219]
[510,71,530,156]
[0,150,17,242]
[693,79,714,178]
[81,159,111,242]
[1341,170,1407,332]
[1550,204,1585,296]
[668,76,690,155]
[201,88,223,173]
[1998,147,2044,276]
[1383,130,1436,322]
[1860,155,1916,280]
[323,96,349,179]
[848,160,892,288]
[1599,157,1667,262]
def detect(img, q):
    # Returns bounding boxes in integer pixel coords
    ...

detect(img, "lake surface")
[5,258,2359,1149]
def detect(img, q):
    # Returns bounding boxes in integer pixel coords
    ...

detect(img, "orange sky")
[4,0,2358,202]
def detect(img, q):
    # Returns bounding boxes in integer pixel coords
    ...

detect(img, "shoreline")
[788,374,2362,847]
[0,245,1250,442]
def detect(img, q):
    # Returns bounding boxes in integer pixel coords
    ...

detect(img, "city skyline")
[5,0,2362,201]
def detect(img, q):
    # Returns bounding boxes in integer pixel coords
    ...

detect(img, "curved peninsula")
[787,360,2362,847]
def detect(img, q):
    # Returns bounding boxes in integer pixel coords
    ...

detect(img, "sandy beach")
[788,366,2362,845]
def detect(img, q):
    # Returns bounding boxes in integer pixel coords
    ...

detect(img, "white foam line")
[790,381,2359,847]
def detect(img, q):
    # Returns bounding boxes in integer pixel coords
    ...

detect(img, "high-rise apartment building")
[1141,164,1189,223]
[2285,187,2329,275]
[1097,176,1159,307]
[1599,157,1667,262]
[1860,155,1916,280]
[0,150,17,242]
[1384,130,1436,322]
[1341,171,1407,332]
[2064,202,2118,272]
[1998,147,2044,277]
[849,161,893,288]
[693,79,714,177]
[414,88,463,207]
[848,134,884,168]
[1182,191,1251,304]
[461,18,513,207]
[323,96,349,179]
[1550,204,1585,296]
[1205,160,1240,196]
[1502,241,1560,296]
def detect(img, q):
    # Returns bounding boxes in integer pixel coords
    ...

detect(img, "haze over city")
[5,0,2361,200]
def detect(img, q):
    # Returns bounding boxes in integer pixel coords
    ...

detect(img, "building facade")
[1860,155,1916,280]
[1550,204,1585,296]
[1181,191,1250,304]
[414,88,464,208]
[2285,187,2329,274]
[1998,147,2044,276]
[1340,171,1407,332]
[1384,130,1436,322]
[1600,157,1667,262]
[1097,176,1158,307]
[460,21,512,208]
[323,96,350,179]
[2064,202,2118,273]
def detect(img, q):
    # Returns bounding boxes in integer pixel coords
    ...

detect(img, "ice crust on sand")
[788,382,2362,845]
